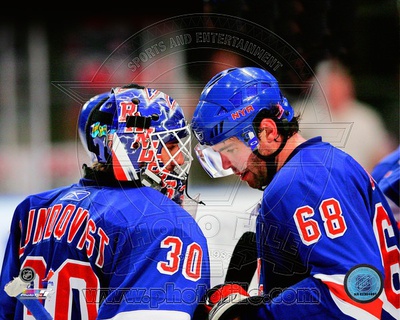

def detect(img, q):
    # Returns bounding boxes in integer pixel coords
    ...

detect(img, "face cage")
[149,125,193,180]
[194,143,234,178]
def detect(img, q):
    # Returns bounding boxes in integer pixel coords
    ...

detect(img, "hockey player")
[191,67,399,319]
[0,84,210,319]
[371,145,400,228]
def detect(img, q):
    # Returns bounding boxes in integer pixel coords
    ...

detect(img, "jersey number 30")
[157,236,203,281]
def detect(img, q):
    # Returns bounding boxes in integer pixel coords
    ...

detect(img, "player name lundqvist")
[19,203,110,268]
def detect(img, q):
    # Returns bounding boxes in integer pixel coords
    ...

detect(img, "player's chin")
[242,173,260,189]
[246,181,263,189]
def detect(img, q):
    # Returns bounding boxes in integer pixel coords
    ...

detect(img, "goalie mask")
[78,84,193,204]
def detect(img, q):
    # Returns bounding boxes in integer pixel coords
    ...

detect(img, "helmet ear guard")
[251,102,294,138]
[84,96,113,162]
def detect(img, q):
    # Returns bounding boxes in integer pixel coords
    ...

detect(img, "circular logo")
[344,264,383,303]
[19,267,36,283]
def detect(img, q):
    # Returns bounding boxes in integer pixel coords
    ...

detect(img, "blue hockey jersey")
[371,145,400,208]
[0,178,210,319]
[256,137,399,319]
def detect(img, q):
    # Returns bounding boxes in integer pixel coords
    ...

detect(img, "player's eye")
[166,143,178,153]
[223,147,237,154]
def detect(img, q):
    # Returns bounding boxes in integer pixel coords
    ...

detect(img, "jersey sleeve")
[378,166,400,206]
[0,200,31,319]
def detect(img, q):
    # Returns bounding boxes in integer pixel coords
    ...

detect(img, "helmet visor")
[194,143,234,178]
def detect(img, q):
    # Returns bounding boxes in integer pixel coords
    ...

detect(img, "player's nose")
[220,154,232,170]
[174,150,184,165]
[166,149,184,171]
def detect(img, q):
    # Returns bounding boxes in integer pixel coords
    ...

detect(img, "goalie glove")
[205,283,262,320]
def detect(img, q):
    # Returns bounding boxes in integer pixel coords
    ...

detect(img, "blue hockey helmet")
[191,67,294,178]
[78,91,112,164]
[191,67,294,149]
[78,84,192,200]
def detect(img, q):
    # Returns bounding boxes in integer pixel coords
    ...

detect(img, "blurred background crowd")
[0,0,398,195]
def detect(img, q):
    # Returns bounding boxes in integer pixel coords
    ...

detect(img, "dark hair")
[252,105,300,139]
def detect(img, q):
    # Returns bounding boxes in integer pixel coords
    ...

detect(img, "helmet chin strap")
[253,135,288,190]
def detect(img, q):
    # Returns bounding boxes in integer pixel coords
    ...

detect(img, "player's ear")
[259,118,278,143]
